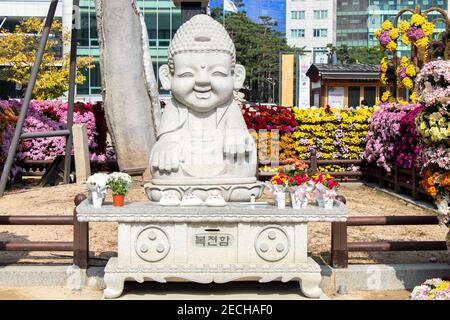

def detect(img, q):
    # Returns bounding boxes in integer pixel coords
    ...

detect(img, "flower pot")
[91,191,105,208]
[316,196,324,207]
[290,188,309,209]
[275,192,286,209]
[113,195,125,207]
[290,192,300,209]
[435,192,449,215]
[324,198,334,209]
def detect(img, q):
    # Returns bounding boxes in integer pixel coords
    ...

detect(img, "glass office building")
[77,0,181,99]
[209,0,286,34]
[337,0,448,56]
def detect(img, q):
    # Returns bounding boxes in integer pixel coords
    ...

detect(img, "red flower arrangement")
[242,106,297,133]
[312,174,340,190]
[288,174,311,187]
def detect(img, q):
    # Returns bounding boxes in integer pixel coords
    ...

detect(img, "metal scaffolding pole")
[0,0,60,197]
[64,0,80,184]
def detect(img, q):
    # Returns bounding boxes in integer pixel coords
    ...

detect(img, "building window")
[313,10,328,19]
[313,29,328,37]
[291,29,305,38]
[291,10,305,20]
[348,86,361,107]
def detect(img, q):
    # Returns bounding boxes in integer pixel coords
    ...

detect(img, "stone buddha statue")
[145,14,263,202]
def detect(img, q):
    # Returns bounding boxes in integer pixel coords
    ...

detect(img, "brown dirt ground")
[0,181,449,266]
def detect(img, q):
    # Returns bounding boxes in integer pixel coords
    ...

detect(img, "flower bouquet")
[421,168,450,227]
[86,173,109,208]
[312,174,340,209]
[278,159,311,209]
[287,174,312,209]
[107,172,132,207]
[266,173,289,209]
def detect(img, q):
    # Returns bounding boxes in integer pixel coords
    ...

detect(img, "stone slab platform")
[76,200,348,223]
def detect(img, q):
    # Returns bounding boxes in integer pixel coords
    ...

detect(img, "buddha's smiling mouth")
[194,88,212,99]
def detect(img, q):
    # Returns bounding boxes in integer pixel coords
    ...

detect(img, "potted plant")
[277,159,310,209]
[288,174,312,209]
[312,174,340,209]
[86,173,109,208]
[107,172,132,207]
[268,173,289,209]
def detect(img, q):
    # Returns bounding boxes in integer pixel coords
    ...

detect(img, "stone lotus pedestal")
[76,201,347,299]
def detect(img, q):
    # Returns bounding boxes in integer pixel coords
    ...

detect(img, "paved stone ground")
[0,282,412,300]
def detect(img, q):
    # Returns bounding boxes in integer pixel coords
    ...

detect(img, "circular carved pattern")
[135,226,170,262]
[254,226,289,262]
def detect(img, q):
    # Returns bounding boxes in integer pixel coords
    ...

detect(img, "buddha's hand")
[223,128,255,157]
[150,138,183,172]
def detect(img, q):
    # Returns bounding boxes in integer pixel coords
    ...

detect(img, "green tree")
[212,11,291,102]
[333,44,384,65]
[0,17,93,100]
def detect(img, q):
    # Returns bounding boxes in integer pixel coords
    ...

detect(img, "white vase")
[91,191,105,208]
[435,192,450,225]
[324,198,334,209]
[436,192,449,214]
[290,192,300,209]
[290,191,309,209]
[316,196,324,207]
[276,192,286,209]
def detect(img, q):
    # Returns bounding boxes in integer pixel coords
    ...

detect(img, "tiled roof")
[306,63,380,80]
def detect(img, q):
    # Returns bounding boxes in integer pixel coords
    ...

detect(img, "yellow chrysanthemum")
[380,73,388,85]
[401,33,410,45]
[399,20,410,32]
[382,20,392,31]
[422,22,435,36]
[400,56,409,67]
[380,58,388,72]
[386,41,397,52]
[406,64,416,77]
[410,91,417,102]
[389,28,399,40]
[381,91,391,102]
[415,37,429,48]
[374,29,382,38]
[411,14,426,27]
[402,77,414,90]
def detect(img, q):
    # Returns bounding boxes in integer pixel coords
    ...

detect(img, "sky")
[209,0,286,35]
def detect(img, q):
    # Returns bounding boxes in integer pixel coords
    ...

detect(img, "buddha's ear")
[159,65,172,90]
[233,64,246,90]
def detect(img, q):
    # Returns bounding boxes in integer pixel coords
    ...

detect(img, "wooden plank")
[73,194,89,269]
[0,216,73,225]
[347,216,439,226]
[331,222,348,268]
[348,241,447,252]
[0,241,73,251]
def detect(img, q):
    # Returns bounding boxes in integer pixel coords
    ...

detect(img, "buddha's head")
[159,14,246,113]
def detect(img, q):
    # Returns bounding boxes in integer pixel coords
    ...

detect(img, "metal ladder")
[0,0,80,197]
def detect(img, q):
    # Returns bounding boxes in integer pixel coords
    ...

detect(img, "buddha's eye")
[212,71,228,77]
[178,72,194,78]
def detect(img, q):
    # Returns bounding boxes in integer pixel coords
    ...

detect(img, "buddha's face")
[160,52,245,113]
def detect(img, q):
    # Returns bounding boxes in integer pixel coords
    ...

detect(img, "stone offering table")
[77,201,347,299]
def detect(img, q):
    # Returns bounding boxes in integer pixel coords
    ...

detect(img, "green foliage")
[0,17,93,100]
[211,10,291,102]
[333,45,384,65]
[107,178,129,196]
